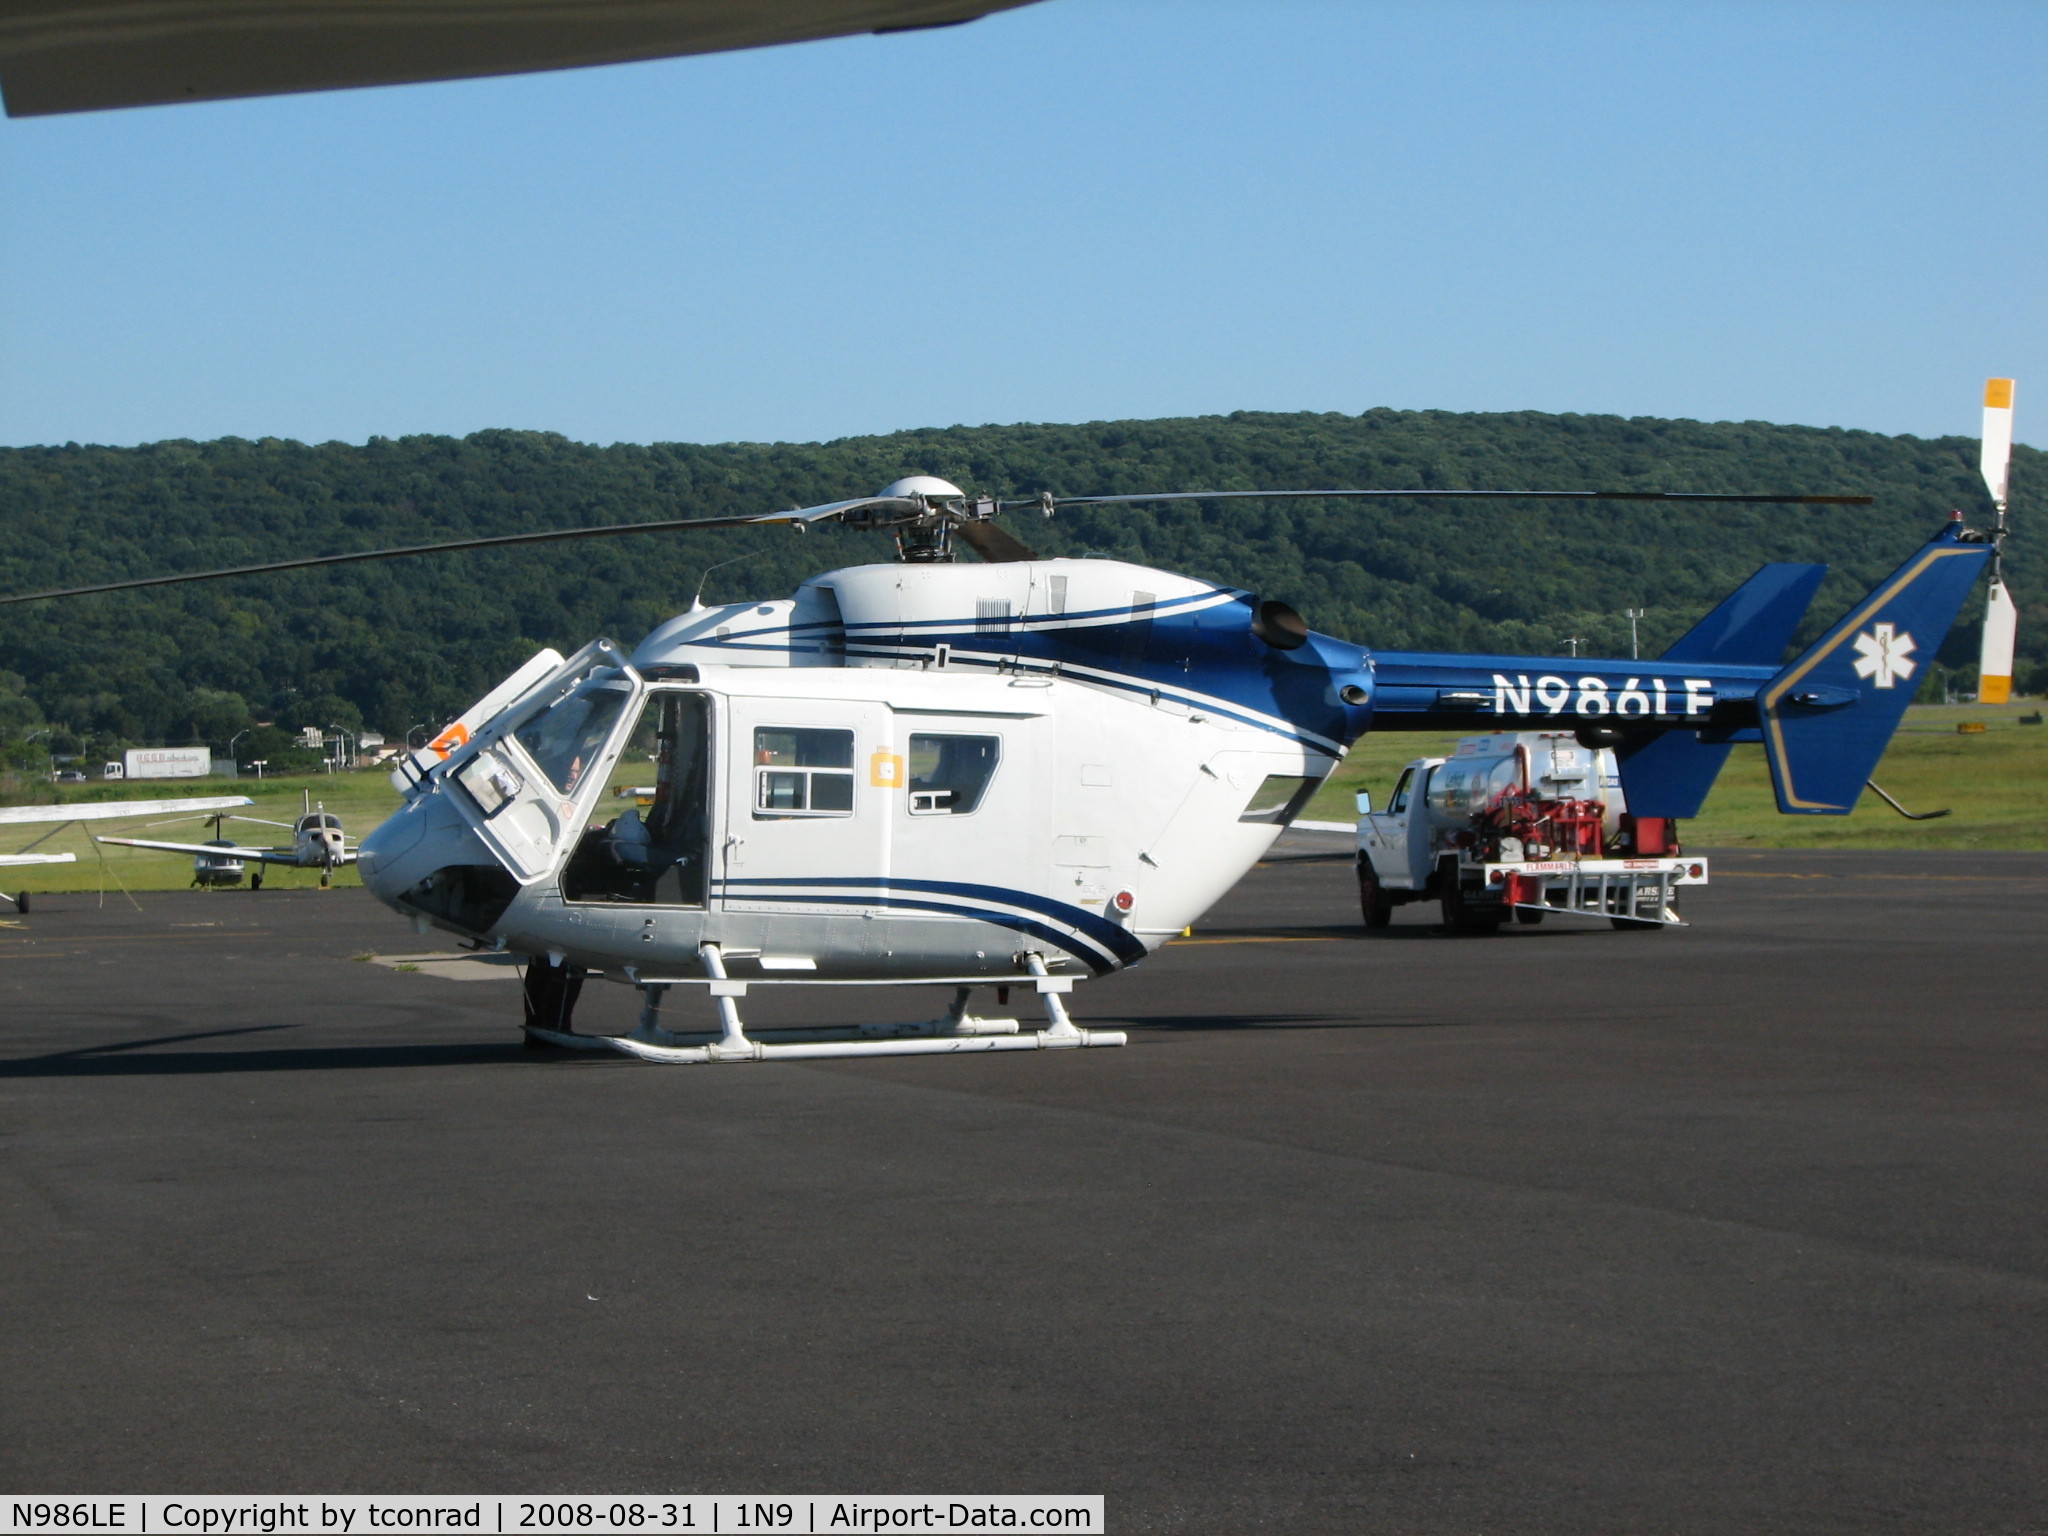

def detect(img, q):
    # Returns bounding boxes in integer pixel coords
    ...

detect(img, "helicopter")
[96,789,356,888]
[1,474,1993,1063]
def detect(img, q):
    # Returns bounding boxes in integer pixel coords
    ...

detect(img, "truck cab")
[1355,731,1707,934]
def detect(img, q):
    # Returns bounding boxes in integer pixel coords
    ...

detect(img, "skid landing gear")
[522,945,1126,1064]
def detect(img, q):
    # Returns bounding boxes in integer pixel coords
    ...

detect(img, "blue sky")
[1,0,2042,451]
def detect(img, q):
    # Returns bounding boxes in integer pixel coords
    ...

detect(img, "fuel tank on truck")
[1424,731,1625,840]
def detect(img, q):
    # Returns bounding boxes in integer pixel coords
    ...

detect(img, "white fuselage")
[358,558,1349,986]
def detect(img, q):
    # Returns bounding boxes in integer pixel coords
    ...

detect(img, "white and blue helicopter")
[3,477,1992,1063]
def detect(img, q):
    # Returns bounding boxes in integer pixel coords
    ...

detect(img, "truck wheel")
[15,891,27,915]
[1358,859,1394,929]
[1515,905,1545,925]
[1440,868,1503,935]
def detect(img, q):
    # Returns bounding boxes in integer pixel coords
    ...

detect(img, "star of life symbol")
[1852,622,1917,689]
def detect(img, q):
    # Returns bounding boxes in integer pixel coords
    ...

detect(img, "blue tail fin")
[1615,562,1827,817]
[1758,522,1992,814]
[1662,562,1828,666]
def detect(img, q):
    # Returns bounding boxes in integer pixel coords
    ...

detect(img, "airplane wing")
[0,852,77,867]
[94,835,300,864]
[0,795,254,825]
[0,0,1041,117]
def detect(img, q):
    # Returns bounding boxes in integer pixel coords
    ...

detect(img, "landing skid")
[523,945,1126,1064]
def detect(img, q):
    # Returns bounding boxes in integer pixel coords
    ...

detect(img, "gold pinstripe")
[1760,545,1980,810]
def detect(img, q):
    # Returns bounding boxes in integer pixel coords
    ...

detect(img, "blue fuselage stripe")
[714,889,1123,975]
[717,875,1149,965]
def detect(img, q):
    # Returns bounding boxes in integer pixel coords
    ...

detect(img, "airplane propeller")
[0,481,1877,603]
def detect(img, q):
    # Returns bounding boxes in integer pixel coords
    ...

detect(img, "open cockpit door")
[391,646,565,794]
[442,639,644,883]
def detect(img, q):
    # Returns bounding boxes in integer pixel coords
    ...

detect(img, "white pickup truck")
[1354,731,1708,934]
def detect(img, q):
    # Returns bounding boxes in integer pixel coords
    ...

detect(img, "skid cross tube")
[521,946,1127,1064]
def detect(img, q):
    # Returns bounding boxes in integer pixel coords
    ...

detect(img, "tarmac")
[3,837,2046,1532]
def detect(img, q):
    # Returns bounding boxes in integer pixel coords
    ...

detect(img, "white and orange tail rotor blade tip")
[1977,378,2017,704]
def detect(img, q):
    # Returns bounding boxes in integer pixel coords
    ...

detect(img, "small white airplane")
[97,792,355,888]
[0,794,256,909]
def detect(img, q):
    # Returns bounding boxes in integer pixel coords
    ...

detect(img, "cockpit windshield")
[513,677,633,796]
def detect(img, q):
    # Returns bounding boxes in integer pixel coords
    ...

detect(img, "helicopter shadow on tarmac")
[1186,921,1626,942]
[1104,1010,1491,1035]
[0,1021,521,1078]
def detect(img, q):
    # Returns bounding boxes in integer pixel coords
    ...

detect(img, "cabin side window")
[906,733,1000,816]
[1387,767,1415,814]
[1239,774,1319,825]
[754,727,855,818]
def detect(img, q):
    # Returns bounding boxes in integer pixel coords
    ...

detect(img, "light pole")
[1625,609,1646,660]
[1563,636,1586,658]
[250,759,268,781]
[228,728,251,775]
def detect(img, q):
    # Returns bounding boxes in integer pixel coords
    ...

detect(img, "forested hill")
[0,408,2036,759]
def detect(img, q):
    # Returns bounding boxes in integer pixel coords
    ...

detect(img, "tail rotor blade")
[1978,378,2018,704]
[1982,377,2016,510]
[1980,575,2019,703]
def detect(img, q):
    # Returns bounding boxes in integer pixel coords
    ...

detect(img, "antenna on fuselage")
[689,551,767,612]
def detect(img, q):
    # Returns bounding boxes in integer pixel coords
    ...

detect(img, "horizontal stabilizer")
[1759,523,1991,814]
[1662,563,1828,666]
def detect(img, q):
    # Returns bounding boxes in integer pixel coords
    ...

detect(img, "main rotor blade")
[0,495,918,606]
[1036,489,1875,508]
[954,519,1041,563]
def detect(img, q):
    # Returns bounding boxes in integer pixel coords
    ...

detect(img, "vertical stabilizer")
[1661,562,1828,666]
[1759,522,1992,813]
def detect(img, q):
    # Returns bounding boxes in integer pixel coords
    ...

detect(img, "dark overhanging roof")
[0,0,1041,116]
